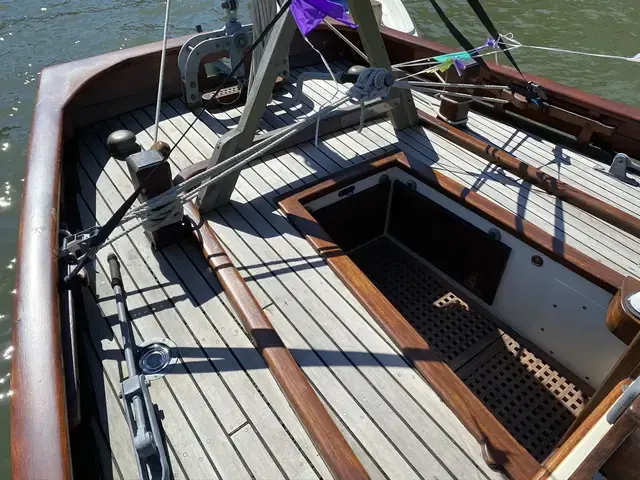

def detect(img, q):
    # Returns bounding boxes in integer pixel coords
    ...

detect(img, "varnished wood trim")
[567,394,640,480]
[12,105,71,480]
[182,201,370,480]
[566,330,640,443]
[283,152,623,295]
[376,25,640,157]
[560,279,640,451]
[20,23,640,480]
[279,152,544,479]
[12,35,195,480]
[606,277,640,344]
[601,426,640,479]
[416,109,640,243]
[533,379,630,480]
[377,25,640,123]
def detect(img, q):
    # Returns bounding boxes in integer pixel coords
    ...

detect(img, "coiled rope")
[104,64,515,246]
[347,67,393,133]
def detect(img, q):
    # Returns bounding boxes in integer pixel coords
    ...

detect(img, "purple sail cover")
[290,0,358,36]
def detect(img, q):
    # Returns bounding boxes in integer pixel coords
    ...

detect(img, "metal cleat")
[594,153,640,187]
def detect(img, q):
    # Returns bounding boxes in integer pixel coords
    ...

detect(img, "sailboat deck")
[73,63,640,479]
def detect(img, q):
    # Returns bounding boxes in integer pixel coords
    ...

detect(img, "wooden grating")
[350,236,501,370]
[458,334,589,461]
[349,236,589,461]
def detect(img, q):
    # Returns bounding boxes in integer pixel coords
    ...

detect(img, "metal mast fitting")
[178,0,255,108]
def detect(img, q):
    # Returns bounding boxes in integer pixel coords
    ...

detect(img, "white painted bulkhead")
[307,166,627,388]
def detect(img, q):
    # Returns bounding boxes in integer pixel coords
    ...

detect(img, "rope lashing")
[348,67,394,133]
[94,95,352,250]
[348,67,394,101]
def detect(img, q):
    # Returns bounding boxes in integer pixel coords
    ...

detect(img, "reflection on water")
[0,0,638,475]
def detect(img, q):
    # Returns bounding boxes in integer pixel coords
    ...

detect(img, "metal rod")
[108,254,150,441]
[109,253,137,375]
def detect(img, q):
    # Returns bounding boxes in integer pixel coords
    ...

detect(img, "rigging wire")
[464,0,526,82]
[165,0,293,160]
[65,0,293,280]
[153,0,172,143]
[423,0,488,69]
[502,35,640,62]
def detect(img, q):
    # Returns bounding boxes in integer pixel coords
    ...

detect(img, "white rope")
[104,61,516,245]
[407,87,510,104]
[322,19,369,64]
[348,68,393,101]
[395,80,508,90]
[302,34,341,146]
[100,95,352,248]
[153,0,172,143]
[502,34,640,63]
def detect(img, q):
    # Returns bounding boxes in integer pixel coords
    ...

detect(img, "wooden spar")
[416,109,640,241]
[181,200,371,480]
[197,10,299,212]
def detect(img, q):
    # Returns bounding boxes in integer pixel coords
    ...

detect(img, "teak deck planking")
[73,64,640,479]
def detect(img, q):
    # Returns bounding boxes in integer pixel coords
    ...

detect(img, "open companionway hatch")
[279,152,596,462]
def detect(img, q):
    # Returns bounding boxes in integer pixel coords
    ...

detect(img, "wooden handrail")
[182,201,370,480]
[416,109,640,242]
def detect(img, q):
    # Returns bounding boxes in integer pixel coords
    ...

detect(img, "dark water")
[0,0,638,475]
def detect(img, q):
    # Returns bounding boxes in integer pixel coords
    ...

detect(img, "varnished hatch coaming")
[279,152,630,477]
[12,21,640,480]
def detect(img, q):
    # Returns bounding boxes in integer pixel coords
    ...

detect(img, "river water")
[0,0,638,476]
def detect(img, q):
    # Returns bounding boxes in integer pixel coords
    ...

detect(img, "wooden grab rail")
[416,109,640,241]
[182,201,370,480]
